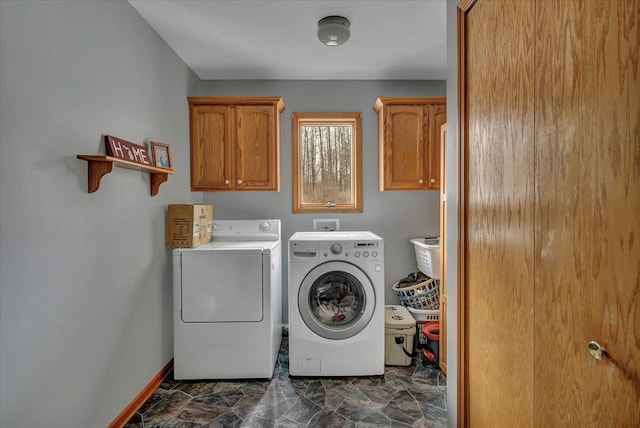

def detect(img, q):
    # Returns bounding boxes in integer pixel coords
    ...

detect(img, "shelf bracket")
[87,159,114,193]
[150,172,169,196]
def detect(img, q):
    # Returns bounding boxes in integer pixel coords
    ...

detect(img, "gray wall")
[0,1,201,426]
[198,80,445,321]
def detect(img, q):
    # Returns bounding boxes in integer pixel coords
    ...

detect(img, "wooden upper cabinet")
[189,104,231,190]
[427,104,447,189]
[373,97,446,191]
[188,97,285,191]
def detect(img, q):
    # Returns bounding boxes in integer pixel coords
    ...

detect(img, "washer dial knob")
[330,243,343,255]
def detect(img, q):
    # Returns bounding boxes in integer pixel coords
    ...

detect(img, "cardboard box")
[166,204,213,248]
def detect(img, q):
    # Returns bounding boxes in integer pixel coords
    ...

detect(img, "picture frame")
[150,141,173,169]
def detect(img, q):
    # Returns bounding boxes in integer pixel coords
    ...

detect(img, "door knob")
[588,341,605,360]
[224,179,230,185]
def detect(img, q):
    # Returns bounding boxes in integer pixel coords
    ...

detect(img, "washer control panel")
[289,232,383,265]
[318,240,382,262]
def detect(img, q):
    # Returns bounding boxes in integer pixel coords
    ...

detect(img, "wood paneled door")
[458,0,639,426]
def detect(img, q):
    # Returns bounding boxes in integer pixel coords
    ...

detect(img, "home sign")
[105,135,151,166]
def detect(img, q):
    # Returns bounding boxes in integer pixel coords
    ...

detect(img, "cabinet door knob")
[431,178,436,184]
[237,179,242,184]
[418,179,424,184]
[588,341,605,361]
[224,179,230,185]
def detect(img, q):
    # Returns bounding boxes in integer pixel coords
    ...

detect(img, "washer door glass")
[298,261,375,340]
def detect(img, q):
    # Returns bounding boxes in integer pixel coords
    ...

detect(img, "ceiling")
[128,0,447,81]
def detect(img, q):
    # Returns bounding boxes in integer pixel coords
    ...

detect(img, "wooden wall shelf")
[77,155,175,196]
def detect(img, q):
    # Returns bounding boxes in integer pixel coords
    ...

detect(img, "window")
[292,112,362,213]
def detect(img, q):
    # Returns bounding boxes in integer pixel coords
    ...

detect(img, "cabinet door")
[235,105,279,191]
[190,105,232,190]
[381,105,426,190]
[427,105,447,190]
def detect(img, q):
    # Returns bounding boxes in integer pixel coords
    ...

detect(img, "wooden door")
[459,0,640,426]
[189,105,232,190]
[461,0,536,424]
[533,1,640,425]
[439,122,447,375]
[235,105,279,190]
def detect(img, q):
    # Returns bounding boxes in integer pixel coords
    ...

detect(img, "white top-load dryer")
[172,219,282,380]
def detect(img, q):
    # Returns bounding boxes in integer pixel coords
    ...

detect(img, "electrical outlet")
[313,218,340,231]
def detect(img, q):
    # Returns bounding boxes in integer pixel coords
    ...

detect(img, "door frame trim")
[457,0,476,426]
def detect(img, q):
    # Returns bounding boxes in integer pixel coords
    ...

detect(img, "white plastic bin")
[410,238,441,279]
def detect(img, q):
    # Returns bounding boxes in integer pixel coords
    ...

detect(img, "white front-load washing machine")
[173,219,282,380]
[288,231,384,376]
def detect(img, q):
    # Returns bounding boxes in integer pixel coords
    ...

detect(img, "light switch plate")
[313,218,340,231]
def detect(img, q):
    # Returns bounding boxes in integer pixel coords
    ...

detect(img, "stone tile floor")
[124,336,446,427]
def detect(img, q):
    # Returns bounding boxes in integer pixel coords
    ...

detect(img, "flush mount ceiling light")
[317,15,351,46]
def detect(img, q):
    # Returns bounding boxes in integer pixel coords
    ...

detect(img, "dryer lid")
[177,240,280,254]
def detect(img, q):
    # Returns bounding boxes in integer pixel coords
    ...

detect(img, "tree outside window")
[292,112,362,213]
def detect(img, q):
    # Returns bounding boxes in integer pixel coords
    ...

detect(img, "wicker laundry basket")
[392,278,440,311]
